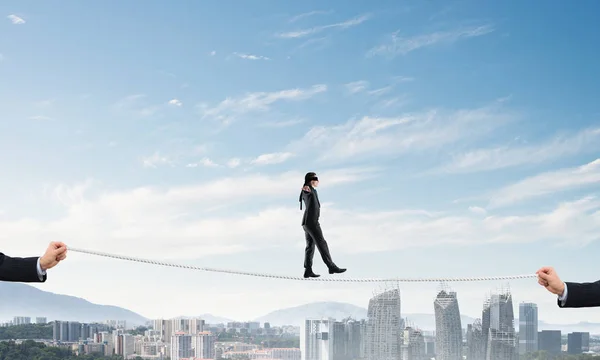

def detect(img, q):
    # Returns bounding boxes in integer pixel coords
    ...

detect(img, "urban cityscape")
[0,284,595,360]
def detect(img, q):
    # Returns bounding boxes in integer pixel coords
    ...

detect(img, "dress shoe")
[304,269,321,278]
[329,267,347,274]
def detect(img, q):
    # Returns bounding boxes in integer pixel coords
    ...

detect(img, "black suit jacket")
[0,253,46,283]
[299,186,320,226]
[558,281,600,308]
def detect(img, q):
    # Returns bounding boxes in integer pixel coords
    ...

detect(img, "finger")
[53,248,67,256]
[537,266,553,274]
[537,272,551,280]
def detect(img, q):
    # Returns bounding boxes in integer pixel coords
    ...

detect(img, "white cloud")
[226,158,241,168]
[35,99,54,107]
[393,76,414,83]
[288,101,512,162]
[376,95,410,109]
[7,14,25,24]
[277,13,370,39]
[367,86,392,97]
[367,25,494,57]
[210,50,217,56]
[168,99,183,106]
[289,10,332,23]
[28,115,52,121]
[198,84,327,125]
[250,152,294,165]
[345,80,369,94]
[468,206,487,215]
[487,158,600,208]
[233,53,271,61]
[439,127,600,174]
[187,158,219,168]
[259,118,305,128]
[142,152,172,168]
[113,94,160,118]
[0,168,378,257]
[2,173,599,261]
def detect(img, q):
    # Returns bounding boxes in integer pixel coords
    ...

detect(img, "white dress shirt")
[558,282,568,306]
[36,258,47,281]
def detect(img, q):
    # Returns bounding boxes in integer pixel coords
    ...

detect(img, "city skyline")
[2,0,600,324]
[1,295,596,359]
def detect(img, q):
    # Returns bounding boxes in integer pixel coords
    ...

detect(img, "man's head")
[304,172,319,187]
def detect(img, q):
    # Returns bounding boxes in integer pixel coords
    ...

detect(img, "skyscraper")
[366,288,403,360]
[402,326,426,360]
[518,303,538,355]
[193,331,216,359]
[567,332,590,354]
[434,288,463,360]
[467,319,486,360]
[171,332,194,360]
[301,318,336,360]
[538,330,561,357]
[484,288,517,360]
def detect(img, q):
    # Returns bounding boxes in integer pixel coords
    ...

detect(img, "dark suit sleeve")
[303,191,317,223]
[0,253,46,283]
[558,281,600,308]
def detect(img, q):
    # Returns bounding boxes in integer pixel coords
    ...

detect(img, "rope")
[68,247,537,283]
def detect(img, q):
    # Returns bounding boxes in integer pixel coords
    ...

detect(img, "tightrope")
[69,247,537,283]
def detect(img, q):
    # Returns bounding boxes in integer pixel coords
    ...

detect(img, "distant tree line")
[0,340,128,360]
[0,324,52,340]
[521,351,600,360]
[216,331,299,348]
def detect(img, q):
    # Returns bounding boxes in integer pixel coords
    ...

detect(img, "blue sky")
[1,0,600,325]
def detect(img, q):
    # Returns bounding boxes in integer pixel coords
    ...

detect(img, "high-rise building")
[60,321,69,342]
[518,303,538,355]
[483,288,517,360]
[434,288,462,360]
[366,288,403,360]
[402,326,426,360]
[194,331,216,359]
[13,317,31,325]
[68,322,81,342]
[538,330,561,356]
[467,319,486,360]
[189,318,205,334]
[567,332,590,354]
[36,317,47,324]
[171,332,194,360]
[346,319,367,360]
[53,321,61,341]
[301,318,336,360]
[115,333,135,358]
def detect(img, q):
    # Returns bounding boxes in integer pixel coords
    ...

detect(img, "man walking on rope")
[537,266,600,308]
[0,241,68,283]
[299,172,346,278]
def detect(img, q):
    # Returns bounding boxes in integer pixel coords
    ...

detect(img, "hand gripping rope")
[69,247,537,283]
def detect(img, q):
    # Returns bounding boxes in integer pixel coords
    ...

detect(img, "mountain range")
[2,283,600,334]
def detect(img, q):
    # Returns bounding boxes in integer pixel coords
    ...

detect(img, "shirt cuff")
[557,282,568,306]
[36,257,47,281]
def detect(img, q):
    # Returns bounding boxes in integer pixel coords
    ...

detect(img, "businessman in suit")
[299,172,346,278]
[0,241,68,283]
[537,266,600,308]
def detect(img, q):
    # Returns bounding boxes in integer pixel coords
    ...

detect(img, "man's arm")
[0,253,47,283]
[558,281,600,308]
[302,189,317,221]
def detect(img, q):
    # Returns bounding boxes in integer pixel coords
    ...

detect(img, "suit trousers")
[303,222,334,269]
